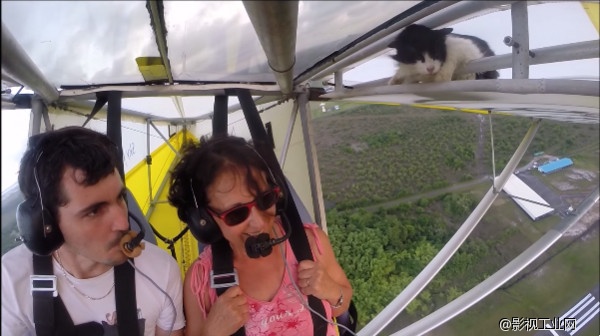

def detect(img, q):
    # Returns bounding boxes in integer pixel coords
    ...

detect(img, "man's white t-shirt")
[1,242,185,335]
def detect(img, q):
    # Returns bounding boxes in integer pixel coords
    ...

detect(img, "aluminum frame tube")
[392,186,599,336]
[298,91,327,231]
[279,99,299,168]
[148,0,187,119]
[322,79,600,99]
[511,2,530,79]
[144,120,183,220]
[459,39,599,76]
[145,148,182,221]
[358,118,541,336]
[58,83,282,101]
[334,71,344,93]
[1,22,59,103]
[149,120,180,158]
[146,120,153,221]
[30,95,45,135]
[243,1,298,95]
[353,40,600,89]
[147,0,174,84]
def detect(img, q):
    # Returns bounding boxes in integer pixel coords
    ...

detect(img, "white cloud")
[1,110,31,192]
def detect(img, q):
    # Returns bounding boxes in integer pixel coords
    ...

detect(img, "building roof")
[538,158,574,174]
[504,174,554,220]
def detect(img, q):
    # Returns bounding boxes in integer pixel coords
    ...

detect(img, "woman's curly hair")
[168,135,277,225]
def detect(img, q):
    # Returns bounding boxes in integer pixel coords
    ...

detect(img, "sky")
[1,109,30,192]
[2,1,598,193]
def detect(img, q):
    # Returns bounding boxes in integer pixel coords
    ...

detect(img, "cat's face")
[388,24,453,76]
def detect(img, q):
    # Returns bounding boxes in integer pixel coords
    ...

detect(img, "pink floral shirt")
[189,224,337,336]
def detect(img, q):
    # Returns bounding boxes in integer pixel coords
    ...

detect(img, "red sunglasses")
[208,186,281,226]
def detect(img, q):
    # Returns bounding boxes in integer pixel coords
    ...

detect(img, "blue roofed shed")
[538,158,573,174]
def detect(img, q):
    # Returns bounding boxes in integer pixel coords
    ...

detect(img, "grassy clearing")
[430,225,599,336]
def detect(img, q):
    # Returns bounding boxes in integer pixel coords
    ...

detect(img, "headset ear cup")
[277,187,285,205]
[16,198,64,256]
[274,185,285,212]
[185,207,223,245]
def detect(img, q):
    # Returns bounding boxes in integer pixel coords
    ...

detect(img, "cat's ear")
[438,28,453,35]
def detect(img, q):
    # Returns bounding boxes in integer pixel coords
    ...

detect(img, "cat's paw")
[453,73,476,81]
[388,76,404,85]
[432,73,452,82]
[417,75,435,83]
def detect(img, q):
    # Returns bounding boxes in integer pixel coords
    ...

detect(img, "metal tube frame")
[243,1,298,95]
[279,99,299,168]
[391,186,599,336]
[30,95,44,135]
[353,40,600,89]
[297,90,327,231]
[1,22,59,103]
[147,0,174,84]
[358,118,542,336]
[322,79,600,99]
[511,2,530,79]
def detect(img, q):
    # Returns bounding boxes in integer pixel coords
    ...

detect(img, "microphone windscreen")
[245,233,272,259]
[120,231,145,258]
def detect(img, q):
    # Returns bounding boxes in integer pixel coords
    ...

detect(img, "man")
[1,126,185,335]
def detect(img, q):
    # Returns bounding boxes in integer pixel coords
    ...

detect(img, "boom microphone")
[120,212,146,258]
[245,214,291,259]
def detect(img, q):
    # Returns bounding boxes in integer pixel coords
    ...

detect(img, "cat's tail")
[476,70,499,80]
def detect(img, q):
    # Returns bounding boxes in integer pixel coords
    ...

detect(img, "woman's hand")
[203,286,249,336]
[297,260,340,304]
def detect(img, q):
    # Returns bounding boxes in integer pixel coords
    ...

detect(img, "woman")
[168,135,352,336]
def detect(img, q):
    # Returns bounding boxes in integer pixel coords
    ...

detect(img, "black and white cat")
[388,24,499,85]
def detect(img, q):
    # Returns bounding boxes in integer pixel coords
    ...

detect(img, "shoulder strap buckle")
[210,270,239,289]
[30,274,58,297]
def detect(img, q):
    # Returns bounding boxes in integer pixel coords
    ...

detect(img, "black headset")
[16,150,64,256]
[183,143,288,256]
[16,140,145,258]
[185,183,223,245]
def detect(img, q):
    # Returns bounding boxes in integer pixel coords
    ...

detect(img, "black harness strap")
[212,94,229,137]
[114,260,140,336]
[32,255,104,336]
[236,89,329,336]
[32,254,139,335]
[211,239,246,336]
[32,254,56,336]
[208,91,329,335]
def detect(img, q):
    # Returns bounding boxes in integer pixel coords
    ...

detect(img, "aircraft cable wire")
[278,239,358,336]
[127,259,177,335]
[488,110,497,192]
[150,223,189,259]
[501,191,555,208]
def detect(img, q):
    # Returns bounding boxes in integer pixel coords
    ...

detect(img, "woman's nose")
[246,206,265,230]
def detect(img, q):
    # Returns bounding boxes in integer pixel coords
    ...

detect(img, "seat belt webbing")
[115,260,140,336]
[212,239,246,336]
[32,254,56,336]
[237,88,329,335]
[32,255,138,335]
